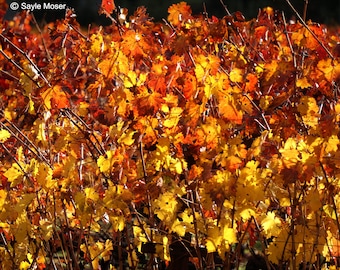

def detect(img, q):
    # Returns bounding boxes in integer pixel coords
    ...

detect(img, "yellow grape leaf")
[15,210,31,243]
[39,219,54,241]
[0,129,10,143]
[33,119,47,145]
[90,32,104,57]
[84,187,99,203]
[296,77,311,89]
[37,162,55,190]
[102,240,113,261]
[223,227,237,244]
[163,107,183,128]
[259,95,273,110]
[14,193,35,213]
[317,59,340,82]
[97,150,123,174]
[110,215,126,232]
[206,226,222,253]
[78,102,89,117]
[154,137,170,171]
[168,156,186,174]
[324,135,339,153]
[229,68,243,83]
[279,138,299,168]
[19,261,30,270]
[4,163,25,186]
[192,118,221,150]
[171,218,186,236]
[305,190,322,212]
[28,97,35,114]
[0,189,7,210]
[123,70,147,88]
[204,73,229,98]
[261,211,282,238]
[239,208,256,220]
[118,129,136,146]
[154,191,180,224]
[194,54,220,82]
[323,205,337,220]
[267,229,289,264]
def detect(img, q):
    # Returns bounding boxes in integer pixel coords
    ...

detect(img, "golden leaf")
[0,129,10,143]
[296,77,312,89]
[261,211,282,238]
[229,68,243,83]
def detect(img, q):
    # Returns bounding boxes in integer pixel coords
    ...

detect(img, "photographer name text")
[10,2,67,11]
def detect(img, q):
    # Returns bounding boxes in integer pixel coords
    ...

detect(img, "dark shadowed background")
[4,0,340,26]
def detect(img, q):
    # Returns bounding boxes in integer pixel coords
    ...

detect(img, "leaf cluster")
[1,1,340,269]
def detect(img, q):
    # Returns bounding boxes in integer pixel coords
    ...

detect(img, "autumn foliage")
[2,1,340,269]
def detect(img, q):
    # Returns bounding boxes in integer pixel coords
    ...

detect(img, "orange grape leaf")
[245,73,258,92]
[297,96,319,115]
[218,94,243,124]
[239,95,253,114]
[41,85,69,110]
[135,88,163,116]
[121,30,150,57]
[225,155,243,172]
[133,116,158,145]
[181,72,197,99]
[100,0,116,15]
[98,58,115,79]
[168,2,192,27]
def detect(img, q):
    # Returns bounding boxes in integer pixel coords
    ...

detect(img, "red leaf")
[101,0,115,15]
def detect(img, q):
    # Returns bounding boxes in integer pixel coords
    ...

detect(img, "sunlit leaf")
[168,2,192,26]
[261,211,282,238]
[101,0,115,15]
[0,129,10,143]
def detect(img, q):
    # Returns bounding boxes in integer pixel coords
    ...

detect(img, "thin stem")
[284,0,334,60]
[319,161,340,234]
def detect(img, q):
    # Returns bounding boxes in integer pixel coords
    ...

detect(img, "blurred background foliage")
[4,0,340,26]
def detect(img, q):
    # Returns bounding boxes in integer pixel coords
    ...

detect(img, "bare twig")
[0,33,51,86]
[284,0,334,60]
[219,0,232,16]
